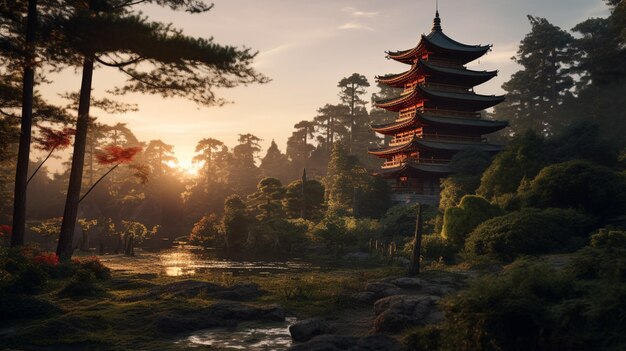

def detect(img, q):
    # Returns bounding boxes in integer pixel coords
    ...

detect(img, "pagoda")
[368,11,507,205]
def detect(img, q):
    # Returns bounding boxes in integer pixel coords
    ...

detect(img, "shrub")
[521,160,626,218]
[58,270,104,299]
[464,208,594,262]
[432,234,626,350]
[34,252,59,267]
[436,259,573,351]
[189,213,223,247]
[421,234,456,264]
[72,256,111,280]
[441,195,503,249]
[0,294,61,324]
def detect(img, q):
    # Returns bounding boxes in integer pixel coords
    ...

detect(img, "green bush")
[189,213,223,247]
[464,208,594,262]
[521,160,626,218]
[0,248,48,294]
[74,257,111,280]
[430,233,626,350]
[0,294,61,324]
[58,270,105,299]
[404,325,442,351]
[441,195,503,249]
[421,234,456,264]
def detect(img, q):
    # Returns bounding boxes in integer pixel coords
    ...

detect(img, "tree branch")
[95,55,145,68]
[27,147,55,185]
[78,163,120,203]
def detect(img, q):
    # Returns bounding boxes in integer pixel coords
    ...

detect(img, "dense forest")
[1,0,625,350]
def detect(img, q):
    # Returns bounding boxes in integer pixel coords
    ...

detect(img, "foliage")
[72,256,111,280]
[311,215,355,254]
[0,248,49,294]
[283,178,326,221]
[58,270,105,299]
[189,213,223,247]
[478,131,549,200]
[222,195,250,251]
[495,16,575,137]
[96,145,143,165]
[248,177,285,220]
[248,218,309,255]
[430,231,626,351]
[32,127,75,152]
[441,195,503,249]
[520,160,626,218]
[421,235,456,264]
[464,208,594,262]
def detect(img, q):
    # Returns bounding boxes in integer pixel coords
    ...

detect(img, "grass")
[0,259,407,350]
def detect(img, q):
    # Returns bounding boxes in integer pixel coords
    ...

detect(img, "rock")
[354,334,403,351]
[287,334,401,351]
[372,295,441,333]
[365,282,401,299]
[389,277,423,289]
[289,318,333,342]
[213,282,263,300]
[287,335,358,351]
[207,301,285,322]
[351,291,376,304]
[154,302,284,334]
[342,252,370,261]
[122,280,264,302]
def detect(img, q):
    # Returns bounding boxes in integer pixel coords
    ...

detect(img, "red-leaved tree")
[28,127,76,184]
[78,145,146,203]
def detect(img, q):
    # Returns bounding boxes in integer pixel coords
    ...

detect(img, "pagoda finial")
[433,1,442,31]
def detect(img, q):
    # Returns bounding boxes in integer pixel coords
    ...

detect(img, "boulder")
[389,277,423,289]
[212,282,263,300]
[364,282,401,299]
[289,318,333,342]
[287,334,401,351]
[372,295,441,333]
[153,302,285,334]
[351,291,376,304]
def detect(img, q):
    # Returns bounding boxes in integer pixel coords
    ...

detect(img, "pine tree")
[259,140,290,183]
[55,1,268,260]
[495,16,575,137]
[337,73,370,153]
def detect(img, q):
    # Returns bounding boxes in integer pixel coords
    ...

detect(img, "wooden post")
[409,203,423,276]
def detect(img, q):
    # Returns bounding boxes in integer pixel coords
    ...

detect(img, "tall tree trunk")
[57,56,94,261]
[408,203,423,276]
[89,132,94,185]
[10,0,38,247]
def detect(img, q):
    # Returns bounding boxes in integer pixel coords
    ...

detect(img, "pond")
[179,317,297,350]
[98,245,316,277]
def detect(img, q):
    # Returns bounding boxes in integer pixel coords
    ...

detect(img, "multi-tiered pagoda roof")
[368,11,507,203]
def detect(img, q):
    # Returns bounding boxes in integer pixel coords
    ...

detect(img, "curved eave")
[415,139,504,153]
[377,59,498,88]
[386,31,491,64]
[420,59,497,86]
[368,137,504,156]
[418,85,505,110]
[375,89,420,112]
[375,162,452,178]
[370,113,509,135]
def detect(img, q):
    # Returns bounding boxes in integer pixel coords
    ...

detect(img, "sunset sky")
[39,0,609,173]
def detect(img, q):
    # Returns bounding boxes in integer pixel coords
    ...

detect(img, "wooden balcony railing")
[389,133,485,146]
[382,157,450,169]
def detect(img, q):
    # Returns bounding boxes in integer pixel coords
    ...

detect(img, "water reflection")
[184,317,296,350]
[159,246,314,277]
[99,246,315,277]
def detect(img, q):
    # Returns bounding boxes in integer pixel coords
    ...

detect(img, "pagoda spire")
[432,8,442,32]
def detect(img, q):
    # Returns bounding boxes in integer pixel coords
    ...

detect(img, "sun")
[166,160,200,176]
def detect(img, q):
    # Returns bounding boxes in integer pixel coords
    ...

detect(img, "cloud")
[338,21,374,31]
[342,6,378,18]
